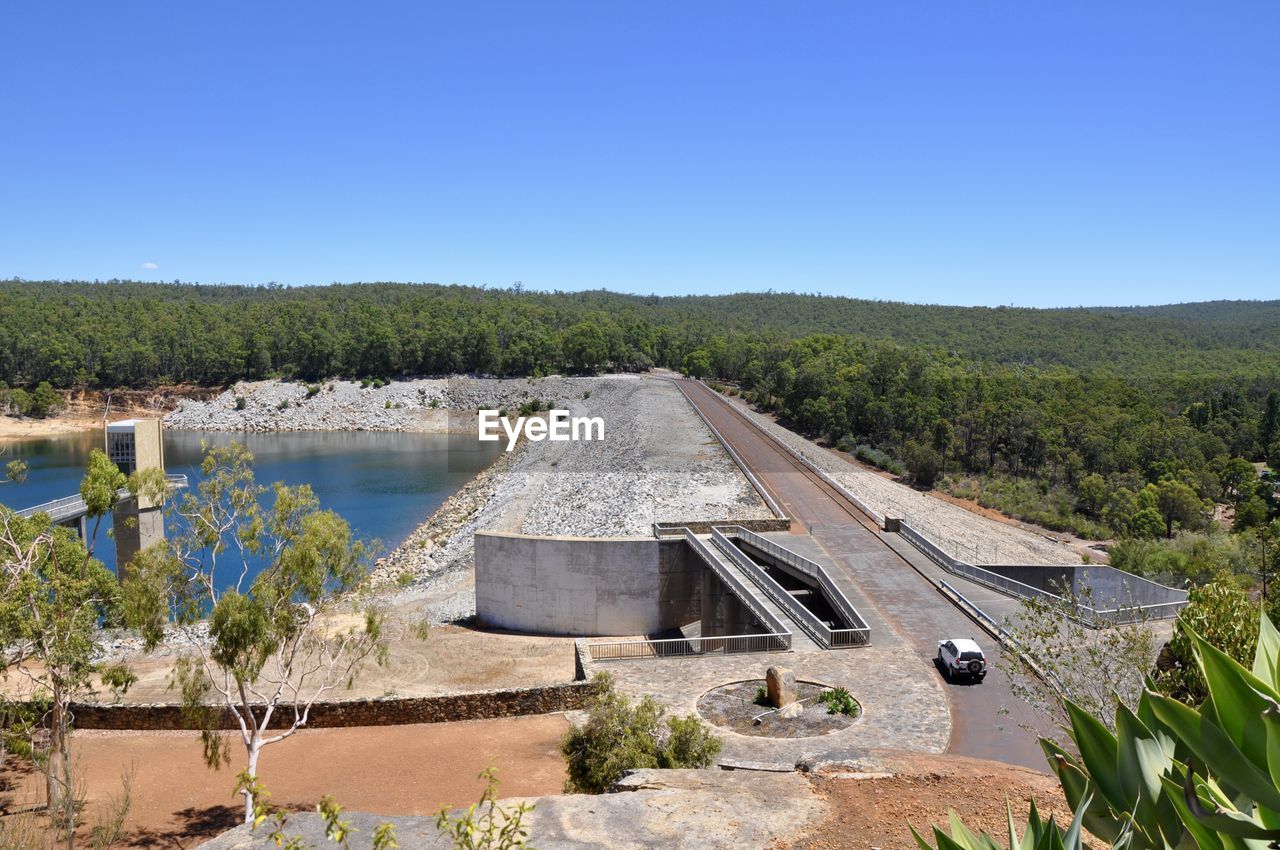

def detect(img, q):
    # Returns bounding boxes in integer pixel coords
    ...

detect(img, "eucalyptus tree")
[0,504,132,846]
[124,442,388,824]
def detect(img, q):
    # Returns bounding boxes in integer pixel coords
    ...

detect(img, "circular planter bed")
[696,679,860,738]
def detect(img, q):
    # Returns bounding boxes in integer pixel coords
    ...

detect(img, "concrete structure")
[106,419,167,571]
[474,531,703,636]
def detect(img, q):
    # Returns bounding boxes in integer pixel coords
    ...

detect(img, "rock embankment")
[163,376,609,432]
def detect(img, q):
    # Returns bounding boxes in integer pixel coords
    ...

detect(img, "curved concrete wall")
[475,531,669,636]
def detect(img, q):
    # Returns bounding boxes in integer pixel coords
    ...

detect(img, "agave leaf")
[1191,627,1280,767]
[910,824,938,850]
[1063,698,1130,811]
[1137,688,1179,761]
[1253,610,1280,688]
[1061,792,1091,850]
[949,809,1005,850]
[1148,691,1280,813]
[1162,773,1229,850]
[1182,761,1280,841]
[1045,751,1129,844]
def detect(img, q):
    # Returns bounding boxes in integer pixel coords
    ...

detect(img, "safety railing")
[15,473,190,522]
[721,526,871,637]
[716,526,871,647]
[685,530,792,638]
[901,520,1186,625]
[710,528,870,648]
[587,631,792,662]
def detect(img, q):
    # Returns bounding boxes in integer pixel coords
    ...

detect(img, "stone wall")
[653,518,791,536]
[67,681,594,731]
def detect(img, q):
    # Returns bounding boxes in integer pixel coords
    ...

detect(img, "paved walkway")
[602,644,949,770]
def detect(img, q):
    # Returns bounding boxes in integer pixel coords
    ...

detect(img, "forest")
[2,279,1278,568]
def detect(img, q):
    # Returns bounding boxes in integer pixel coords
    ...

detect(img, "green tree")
[902,440,943,488]
[27,381,62,418]
[1155,478,1205,538]
[1153,576,1259,706]
[0,506,133,844]
[123,442,389,825]
[682,349,712,380]
[79,449,126,555]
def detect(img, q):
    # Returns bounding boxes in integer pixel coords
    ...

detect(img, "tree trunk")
[47,682,76,849]
[243,740,261,825]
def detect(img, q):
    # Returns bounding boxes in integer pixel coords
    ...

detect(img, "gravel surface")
[718,394,1095,565]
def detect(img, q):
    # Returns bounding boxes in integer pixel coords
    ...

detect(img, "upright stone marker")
[766,665,796,708]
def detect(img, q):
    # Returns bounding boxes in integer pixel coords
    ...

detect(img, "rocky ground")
[163,376,612,432]
[200,753,1072,850]
[717,393,1100,565]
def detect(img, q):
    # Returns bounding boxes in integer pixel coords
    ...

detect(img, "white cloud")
[141,261,158,270]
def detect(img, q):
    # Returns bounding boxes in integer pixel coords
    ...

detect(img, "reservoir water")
[0,429,503,576]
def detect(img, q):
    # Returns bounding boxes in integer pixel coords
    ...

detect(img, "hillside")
[2,280,1279,389]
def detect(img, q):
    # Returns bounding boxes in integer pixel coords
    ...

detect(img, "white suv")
[937,638,987,682]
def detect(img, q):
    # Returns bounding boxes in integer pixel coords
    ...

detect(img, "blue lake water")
[0,429,503,576]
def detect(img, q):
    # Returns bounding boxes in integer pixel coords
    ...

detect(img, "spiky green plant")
[918,609,1280,850]
[910,798,1114,850]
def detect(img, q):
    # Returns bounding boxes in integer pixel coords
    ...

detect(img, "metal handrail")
[15,473,190,521]
[684,530,792,638]
[587,630,792,662]
[722,525,871,636]
[710,528,870,648]
[901,521,1187,625]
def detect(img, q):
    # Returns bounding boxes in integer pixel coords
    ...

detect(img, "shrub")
[234,395,247,411]
[277,399,289,411]
[305,383,322,398]
[561,672,722,793]
[853,444,903,475]
[753,685,769,707]
[816,686,860,717]
[361,377,373,388]
[436,767,534,850]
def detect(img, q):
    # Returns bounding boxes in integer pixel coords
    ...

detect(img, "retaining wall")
[475,531,704,636]
[66,682,594,731]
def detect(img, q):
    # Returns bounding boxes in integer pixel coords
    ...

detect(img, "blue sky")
[1,3,1276,307]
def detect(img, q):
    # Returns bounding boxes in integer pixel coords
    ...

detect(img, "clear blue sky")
[2,3,1276,307]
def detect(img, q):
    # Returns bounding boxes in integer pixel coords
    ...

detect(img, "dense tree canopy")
[2,279,1277,541]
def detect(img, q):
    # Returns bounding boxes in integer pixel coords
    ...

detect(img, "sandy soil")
[0,714,570,848]
[1,387,210,439]
[0,623,576,705]
[790,752,1077,850]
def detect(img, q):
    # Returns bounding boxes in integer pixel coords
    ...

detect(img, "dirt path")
[790,752,1075,850]
[1,715,569,848]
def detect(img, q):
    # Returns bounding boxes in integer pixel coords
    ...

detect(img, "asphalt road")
[675,378,1056,771]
